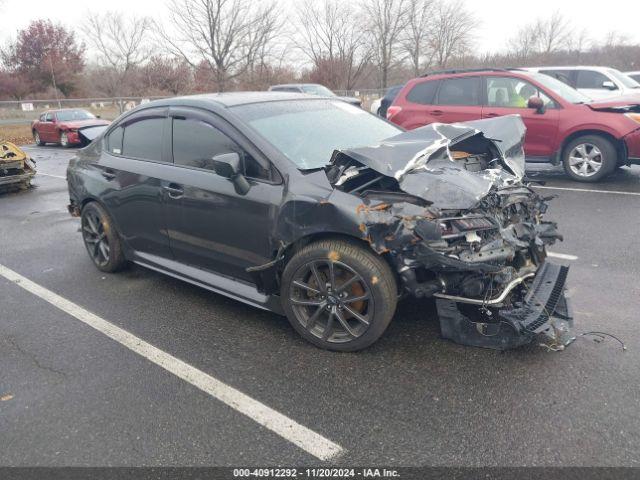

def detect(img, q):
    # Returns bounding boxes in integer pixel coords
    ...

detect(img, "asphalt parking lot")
[1,145,640,467]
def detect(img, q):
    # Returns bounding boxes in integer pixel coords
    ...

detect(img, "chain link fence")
[0,96,170,125]
[0,89,388,125]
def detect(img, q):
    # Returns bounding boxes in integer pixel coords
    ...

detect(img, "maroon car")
[31,109,110,147]
[387,68,640,182]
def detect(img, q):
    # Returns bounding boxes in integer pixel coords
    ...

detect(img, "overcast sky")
[1,0,638,56]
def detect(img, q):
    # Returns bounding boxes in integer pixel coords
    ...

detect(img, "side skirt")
[132,252,284,315]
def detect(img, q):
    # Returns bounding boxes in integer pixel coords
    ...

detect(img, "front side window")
[122,118,164,161]
[45,113,53,122]
[435,77,481,106]
[172,118,269,179]
[106,126,124,155]
[576,70,613,89]
[486,77,556,108]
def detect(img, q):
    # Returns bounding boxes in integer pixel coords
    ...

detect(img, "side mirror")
[602,80,617,90]
[211,152,251,195]
[96,114,101,119]
[527,96,545,113]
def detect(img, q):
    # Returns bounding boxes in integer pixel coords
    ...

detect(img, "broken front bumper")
[435,262,574,350]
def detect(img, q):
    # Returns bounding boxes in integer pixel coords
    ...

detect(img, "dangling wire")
[580,331,627,352]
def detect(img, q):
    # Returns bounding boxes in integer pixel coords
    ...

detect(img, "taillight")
[386,105,402,121]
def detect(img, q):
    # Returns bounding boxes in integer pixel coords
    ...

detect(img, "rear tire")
[562,135,617,182]
[81,202,127,273]
[33,130,44,146]
[281,239,397,352]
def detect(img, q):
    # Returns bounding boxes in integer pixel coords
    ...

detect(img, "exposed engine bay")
[324,115,574,350]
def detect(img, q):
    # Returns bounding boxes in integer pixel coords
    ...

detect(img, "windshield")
[233,100,401,169]
[526,72,591,104]
[607,69,640,89]
[300,85,336,96]
[56,109,96,121]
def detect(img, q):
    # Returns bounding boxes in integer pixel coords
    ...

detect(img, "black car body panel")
[67,93,573,350]
[379,84,403,117]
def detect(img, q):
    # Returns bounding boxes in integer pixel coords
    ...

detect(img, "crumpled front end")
[326,115,574,350]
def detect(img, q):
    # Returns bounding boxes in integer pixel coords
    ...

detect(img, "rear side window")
[172,118,269,180]
[406,81,439,105]
[435,77,480,106]
[576,70,612,89]
[540,70,573,86]
[122,118,164,161]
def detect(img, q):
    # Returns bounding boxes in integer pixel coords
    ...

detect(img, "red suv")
[387,68,640,182]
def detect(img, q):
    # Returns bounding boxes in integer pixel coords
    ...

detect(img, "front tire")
[281,239,397,352]
[562,135,617,182]
[81,202,127,273]
[59,131,70,148]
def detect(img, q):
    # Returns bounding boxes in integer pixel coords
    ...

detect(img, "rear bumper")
[436,262,574,350]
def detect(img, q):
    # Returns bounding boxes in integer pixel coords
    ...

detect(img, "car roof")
[527,66,619,72]
[270,83,323,88]
[154,92,321,107]
[416,68,533,81]
[140,91,325,109]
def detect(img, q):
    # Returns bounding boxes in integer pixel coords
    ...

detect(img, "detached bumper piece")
[436,262,574,350]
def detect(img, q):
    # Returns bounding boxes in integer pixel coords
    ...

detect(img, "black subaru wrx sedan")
[67,92,574,352]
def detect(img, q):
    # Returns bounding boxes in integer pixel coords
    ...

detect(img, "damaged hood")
[335,115,526,210]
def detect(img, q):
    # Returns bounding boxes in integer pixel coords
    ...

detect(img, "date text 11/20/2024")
[232,468,400,478]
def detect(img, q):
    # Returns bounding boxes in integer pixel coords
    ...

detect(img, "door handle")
[163,183,184,199]
[484,112,501,118]
[429,110,444,116]
[101,169,116,180]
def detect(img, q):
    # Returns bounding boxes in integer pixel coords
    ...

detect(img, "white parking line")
[534,185,640,197]
[0,264,344,461]
[547,252,579,261]
[37,172,66,179]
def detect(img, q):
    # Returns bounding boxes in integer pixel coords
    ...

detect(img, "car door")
[575,70,618,99]
[97,108,174,262]
[40,112,56,141]
[482,76,559,158]
[162,107,282,283]
[430,76,483,123]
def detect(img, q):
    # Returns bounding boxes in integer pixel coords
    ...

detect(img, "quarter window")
[435,77,480,106]
[122,117,164,161]
[172,118,269,180]
[576,70,613,89]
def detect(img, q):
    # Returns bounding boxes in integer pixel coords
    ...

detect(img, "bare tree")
[402,0,435,76]
[363,0,410,88]
[535,11,571,56]
[428,0,476,69]
[295,0,370,89]
[509,23,540,61]
[84,12,153,73]
[160,0,283,92]
[83,12,153,95]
